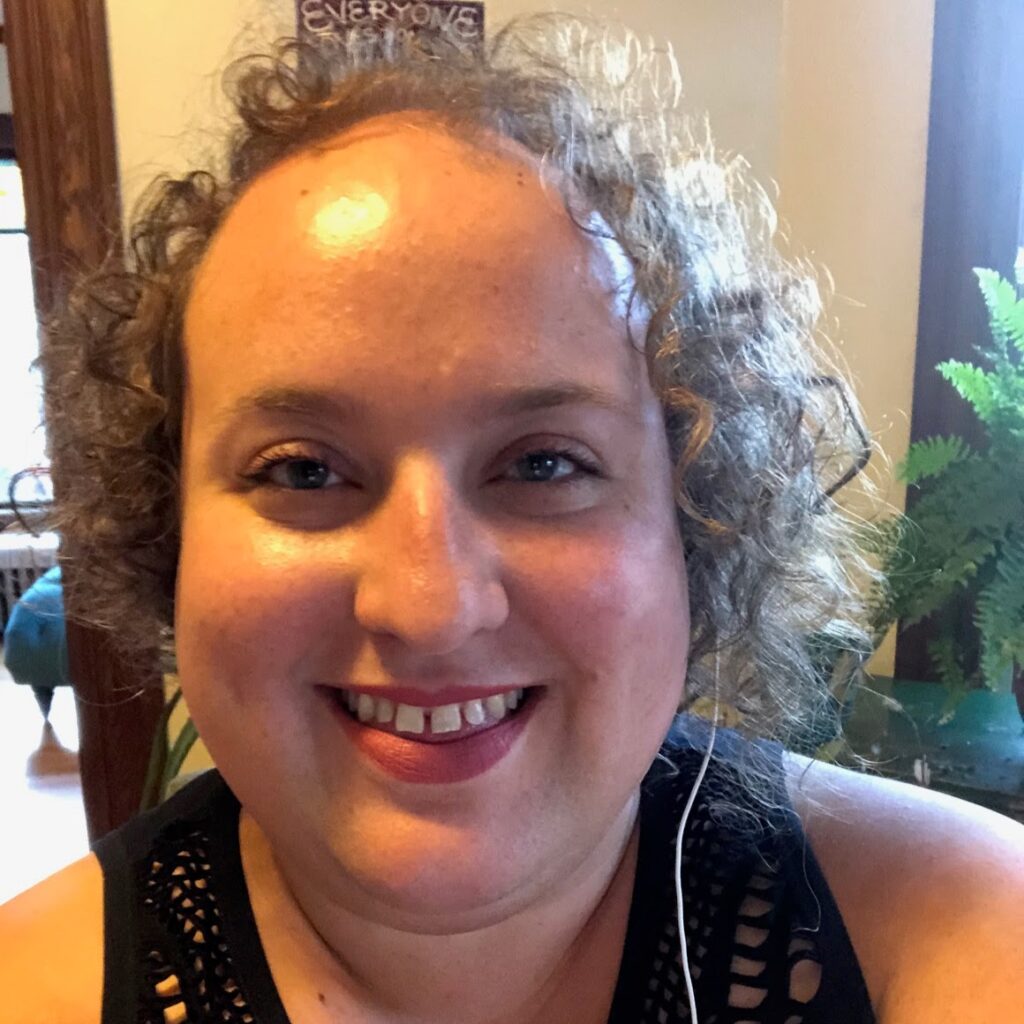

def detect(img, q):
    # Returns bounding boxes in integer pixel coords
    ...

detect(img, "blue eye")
[507,450,598,483]
[247,455,341,491]
[279,459,333,490]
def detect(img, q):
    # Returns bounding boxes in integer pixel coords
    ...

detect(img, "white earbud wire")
[674,656,720,1024]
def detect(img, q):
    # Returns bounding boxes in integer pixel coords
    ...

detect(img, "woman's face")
[177,116,689,929]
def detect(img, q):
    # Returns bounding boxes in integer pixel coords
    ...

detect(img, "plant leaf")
[936,361,997,422]
[974,532,1024,689]
[975,267,1024,355]
[897,435,968,484]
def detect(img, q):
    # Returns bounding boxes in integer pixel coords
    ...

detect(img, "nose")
[352,454,509,654]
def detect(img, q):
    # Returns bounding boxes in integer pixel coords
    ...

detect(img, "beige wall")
[105,0,294,216]
[492,1,786,186]
[774,0,934,673]
[777,0,933,503]
[107,1,785,212]
[104,1,933,687]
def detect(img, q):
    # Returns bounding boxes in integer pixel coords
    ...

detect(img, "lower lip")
[326,693,536,784]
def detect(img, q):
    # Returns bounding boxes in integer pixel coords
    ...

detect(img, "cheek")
[174,491,689,727]
[174,506,356,699]
[509,517,690,706]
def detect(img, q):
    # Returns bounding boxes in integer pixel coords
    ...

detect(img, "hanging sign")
[297,1,485,50]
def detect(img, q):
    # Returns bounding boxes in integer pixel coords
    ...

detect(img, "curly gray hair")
[42,15,873,757]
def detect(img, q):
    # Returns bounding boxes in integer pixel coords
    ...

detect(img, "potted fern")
[873,268,1024,720]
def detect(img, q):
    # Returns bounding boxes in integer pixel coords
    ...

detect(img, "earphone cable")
[675,660,719,1023]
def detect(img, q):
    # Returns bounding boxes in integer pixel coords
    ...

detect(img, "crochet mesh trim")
[639,775,824,1023]
[137,826,256,1024]
[131,764,831,1023]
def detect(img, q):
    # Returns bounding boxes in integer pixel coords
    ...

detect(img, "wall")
[775,0,934,672]
[777,0,933,505]
[103,1,933,697]
[105,0,295,216]
[494,0,786,186]
[106,0,785,215]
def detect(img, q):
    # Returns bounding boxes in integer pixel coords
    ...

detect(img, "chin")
[320,817,545,931]
[363,877,535,936]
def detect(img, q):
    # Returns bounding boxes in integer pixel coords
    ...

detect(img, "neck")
[239,800,640,1024]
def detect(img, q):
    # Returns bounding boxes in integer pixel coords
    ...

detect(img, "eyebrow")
[216,387,358,426]
[217,381,637,425]
[491,382,636,419]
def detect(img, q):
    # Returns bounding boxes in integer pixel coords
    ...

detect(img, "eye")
[503,448,600,484]
[244,451,344,491]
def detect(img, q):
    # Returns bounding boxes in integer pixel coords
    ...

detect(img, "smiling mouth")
[326,686,536,744]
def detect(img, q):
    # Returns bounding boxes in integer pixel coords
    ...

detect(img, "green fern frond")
[975,267,1024,355]
[875,270,1024,697]
[936,361,997,422]
[904,457,1018,541]
[937,685,970,725]
[973,533,1024,689]
[896,537,997,626]
[976,589,1016,689]
[928,633,973,723]
[993,531,1024,588]
[897,435,969,485]
[927,635,968,692]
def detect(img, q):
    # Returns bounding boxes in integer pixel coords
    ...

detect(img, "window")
[0,158,48,506]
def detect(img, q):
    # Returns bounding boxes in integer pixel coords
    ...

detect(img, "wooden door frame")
[4,0,163,841]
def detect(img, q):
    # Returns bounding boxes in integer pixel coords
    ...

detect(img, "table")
[844,678,1024,824]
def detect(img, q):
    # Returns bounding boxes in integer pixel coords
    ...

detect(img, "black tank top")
[94,717,877,1023]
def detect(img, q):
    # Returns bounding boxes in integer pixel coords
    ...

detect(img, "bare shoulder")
[784,751,1024,1023]
[0,853,104,1024]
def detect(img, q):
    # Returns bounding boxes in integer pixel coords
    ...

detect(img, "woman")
[2,17,1022,1024]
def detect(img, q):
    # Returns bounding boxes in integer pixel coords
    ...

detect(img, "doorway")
[2,0,162,860]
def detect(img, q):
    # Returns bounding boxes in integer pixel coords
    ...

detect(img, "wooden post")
[5,0,164,841]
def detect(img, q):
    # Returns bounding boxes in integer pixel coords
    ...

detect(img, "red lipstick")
[325,689,536,784]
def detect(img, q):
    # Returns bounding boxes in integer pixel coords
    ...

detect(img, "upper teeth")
[344,689,525,735]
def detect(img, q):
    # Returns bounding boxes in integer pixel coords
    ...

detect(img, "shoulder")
[0,853,104,1024]
[784,751,1024,1023]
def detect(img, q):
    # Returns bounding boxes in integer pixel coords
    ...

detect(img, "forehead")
[185,115,641,410]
